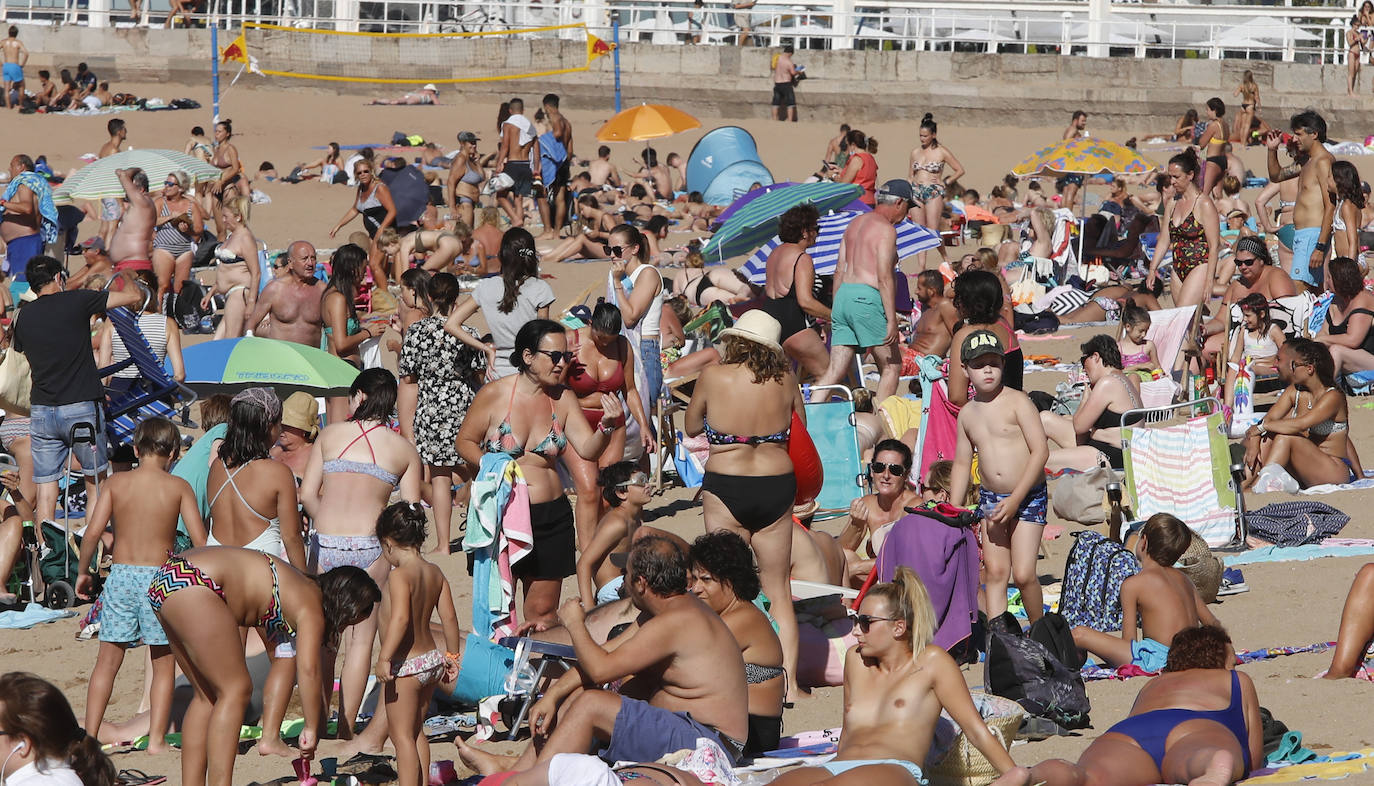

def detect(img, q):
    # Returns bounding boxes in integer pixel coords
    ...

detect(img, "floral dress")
[399,315,486,466]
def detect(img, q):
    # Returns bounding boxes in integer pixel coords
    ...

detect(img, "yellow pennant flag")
[587,33,615,62]
[221,32,249,63]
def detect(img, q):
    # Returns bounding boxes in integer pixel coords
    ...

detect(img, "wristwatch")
[1315,241,1330,254]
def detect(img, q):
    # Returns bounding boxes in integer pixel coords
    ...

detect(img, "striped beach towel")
[1123,412,1236,546]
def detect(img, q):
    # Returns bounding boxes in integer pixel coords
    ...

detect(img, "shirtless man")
[31,69,54,106]
[245,241,324,347]
[0,156,50,281]
[666,153,687,193]
[631,149,672,201]
[541,93,574,239]
[1063,109,1089,140]
[1266,111,1335,292]
[909,269,957,357]
[1201,236,1297,359]
[772,45,798,122]
[458,536,749,774]
[109,168,155,278]
[99,118,127,159]
[809,179,910,403]
[588,145,622,189]
[772,569,1015,785]
[66,237,114,290]
[494,97,542,229]
[1,27,28,109]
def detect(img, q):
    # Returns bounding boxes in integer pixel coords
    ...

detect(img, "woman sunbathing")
[993,625,1261,786]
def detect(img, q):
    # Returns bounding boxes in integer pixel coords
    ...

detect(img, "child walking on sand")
[75,418,206,753]
[374,502,462,786]
[949,330,1050,622]
[1118,302,1159,374]
[1070,513,1221,671]
[575,462,650,607]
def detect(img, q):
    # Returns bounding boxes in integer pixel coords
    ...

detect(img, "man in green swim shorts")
[810,179,912,403]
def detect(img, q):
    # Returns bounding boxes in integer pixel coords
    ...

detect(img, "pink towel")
[493,480,532,638]
[918,380,961,483]
[1145,305,1197,375]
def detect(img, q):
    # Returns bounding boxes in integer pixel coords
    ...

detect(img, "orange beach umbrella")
[595,104,701,143]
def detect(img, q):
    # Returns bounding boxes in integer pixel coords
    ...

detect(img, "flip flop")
[116,769,167,785]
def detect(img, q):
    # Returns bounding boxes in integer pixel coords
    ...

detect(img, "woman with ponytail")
[147,549,380,786]
[772,567,1016,785]
[0,672,115,786]
[446,227,556,378]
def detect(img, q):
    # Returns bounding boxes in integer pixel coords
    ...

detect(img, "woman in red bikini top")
[564,302,654,551]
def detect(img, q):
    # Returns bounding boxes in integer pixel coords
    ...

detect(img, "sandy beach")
[3,80,1374,786]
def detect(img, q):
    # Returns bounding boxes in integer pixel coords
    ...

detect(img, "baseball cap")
[960,329,1005,363]
[80,236,105,252]
[457,131,480,144]
[876,179,915,206]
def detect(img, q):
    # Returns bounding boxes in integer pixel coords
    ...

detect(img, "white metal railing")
[1,0,1363,64]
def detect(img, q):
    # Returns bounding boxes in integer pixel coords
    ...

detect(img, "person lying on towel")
[1071,514,1221,672]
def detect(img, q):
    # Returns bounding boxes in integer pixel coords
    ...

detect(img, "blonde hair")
[1031,207,1056,237]
[376,227,400,250]
[866,566,937,652]
[451,221,472,241]
[221,198,246,222]
[479,206,502,228]
[974,247,998,271]
[685,250,705,269]
[167,170,190,191]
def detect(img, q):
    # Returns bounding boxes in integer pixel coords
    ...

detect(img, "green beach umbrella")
[176,337,361,397]
[53,148,222,204]
[701,181,863,262]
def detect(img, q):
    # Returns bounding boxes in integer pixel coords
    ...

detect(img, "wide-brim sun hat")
[718,309,783,354]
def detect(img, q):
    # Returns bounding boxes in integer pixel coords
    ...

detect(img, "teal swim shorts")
[831,283,889,349]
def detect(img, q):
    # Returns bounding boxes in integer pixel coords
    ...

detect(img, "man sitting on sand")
[1071,513,1221,671]
[458,536,749,774]
[109,168,155,277]
[772,568,1016,785]
[909,269,957,357]
[246,241,324,346]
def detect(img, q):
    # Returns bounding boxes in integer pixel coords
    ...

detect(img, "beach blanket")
[874,509,979,651]
[1144,304,1197,375]
[1246,501,1350,547]
[1297,476,1374,495]
[1224,540,1374,567]
[0,602,75,629]
[1082,641,1335,681]
[1124,412,1235,546]
[1242,753,1372,784]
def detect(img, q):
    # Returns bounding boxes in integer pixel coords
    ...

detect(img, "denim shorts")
[30,401,108,484]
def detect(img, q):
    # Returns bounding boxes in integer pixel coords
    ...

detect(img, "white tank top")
[626,263,663,338]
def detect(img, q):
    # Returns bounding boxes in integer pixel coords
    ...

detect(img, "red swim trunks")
[113,259,154,273]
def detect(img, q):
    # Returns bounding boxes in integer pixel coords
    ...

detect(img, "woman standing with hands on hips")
[457,319,626,629]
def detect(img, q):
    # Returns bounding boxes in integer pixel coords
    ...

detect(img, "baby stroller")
[4,425,104,609]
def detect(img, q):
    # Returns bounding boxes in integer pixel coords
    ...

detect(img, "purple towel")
[874,511,979,651]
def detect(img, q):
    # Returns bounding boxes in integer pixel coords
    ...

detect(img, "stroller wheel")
[44,580,75,610]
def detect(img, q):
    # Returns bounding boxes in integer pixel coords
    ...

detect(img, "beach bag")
[672,430,704,488]
[984,612,1090,730]
[1175,529,1223,604]
[1027,612,1085,670]
[0,347,32,416]
[172,279,211,333]
[1052,467,1117,525]
[1059,530,1139,632]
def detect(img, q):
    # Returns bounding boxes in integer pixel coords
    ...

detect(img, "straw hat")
[281,391,320,439]
[718,310,782,354]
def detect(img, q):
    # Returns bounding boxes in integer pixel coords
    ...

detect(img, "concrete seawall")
[19,24,1374,136]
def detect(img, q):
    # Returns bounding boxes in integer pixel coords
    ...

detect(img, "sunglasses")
[869,461,907,477]
[602,244,628,257]
[848,611,896,633]
[618,472,651,488]
[1235,256,1259,267]
[163,181,179,188]
[535,349,575,365]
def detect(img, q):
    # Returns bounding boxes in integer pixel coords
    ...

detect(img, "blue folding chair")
[804,385,865,520]
[99,306,198,451]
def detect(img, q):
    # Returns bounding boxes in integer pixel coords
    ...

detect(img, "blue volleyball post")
[612,11,622,112]
[210,21,221,121]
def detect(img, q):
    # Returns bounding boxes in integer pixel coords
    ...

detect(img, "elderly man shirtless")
[246,241,324,346]
[810,179,911,403]
[772,570,1015,785]
[458,536,749,774]
[109,168,156,280]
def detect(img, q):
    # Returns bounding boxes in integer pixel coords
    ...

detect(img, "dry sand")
[3,81,1374,785]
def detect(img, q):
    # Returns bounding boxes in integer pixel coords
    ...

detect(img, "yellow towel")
[878,395,922,441]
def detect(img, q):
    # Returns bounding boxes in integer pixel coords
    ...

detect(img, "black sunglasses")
[602,244,627,257]
[848,612,896,633]
[1235,256,1259,267]
[535,349,575,365]
[163,181,179,188]
[869,461,907,477]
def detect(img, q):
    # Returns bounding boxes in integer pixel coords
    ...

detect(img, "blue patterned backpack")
[1060,531,1140,632]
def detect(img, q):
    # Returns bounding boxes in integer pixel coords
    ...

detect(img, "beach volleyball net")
[235,21,612,84]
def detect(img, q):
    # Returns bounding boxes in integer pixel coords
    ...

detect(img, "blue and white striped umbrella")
[740,210,943,284]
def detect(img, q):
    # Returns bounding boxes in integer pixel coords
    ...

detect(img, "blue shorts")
[1276,223,1296,251]
[599,695,741,765]
[831,283,889,349]
[639,337,663,406]
[596,574,625,605]
[978,482,1048,526]
[100,564,168,646]
[30,401,108,485]
[821,759,927,784]
[1290,226,1323,288]
[3,233,42,280]
[2,62,21,83]
[1130,638,1169,673]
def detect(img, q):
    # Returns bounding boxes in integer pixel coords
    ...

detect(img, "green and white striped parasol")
[52,149,223,204]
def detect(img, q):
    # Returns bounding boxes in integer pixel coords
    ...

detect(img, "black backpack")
[985,612,1091,730]
[172,279,211,333]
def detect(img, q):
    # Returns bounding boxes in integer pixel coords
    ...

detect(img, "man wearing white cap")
[368,83,440,105]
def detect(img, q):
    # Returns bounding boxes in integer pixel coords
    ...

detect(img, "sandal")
[117,769,167,785]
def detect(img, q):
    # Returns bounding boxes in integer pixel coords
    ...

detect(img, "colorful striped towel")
[1125,413,1235,546]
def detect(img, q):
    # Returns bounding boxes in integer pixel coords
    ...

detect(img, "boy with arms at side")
[75,418,207,753]
[949,330,1050,622]
[1071,513,1221,671]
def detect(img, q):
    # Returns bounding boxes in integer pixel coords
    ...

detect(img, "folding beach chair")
[804,386,865,520]
[99,306,198,452]
[1118,398,1248,550]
